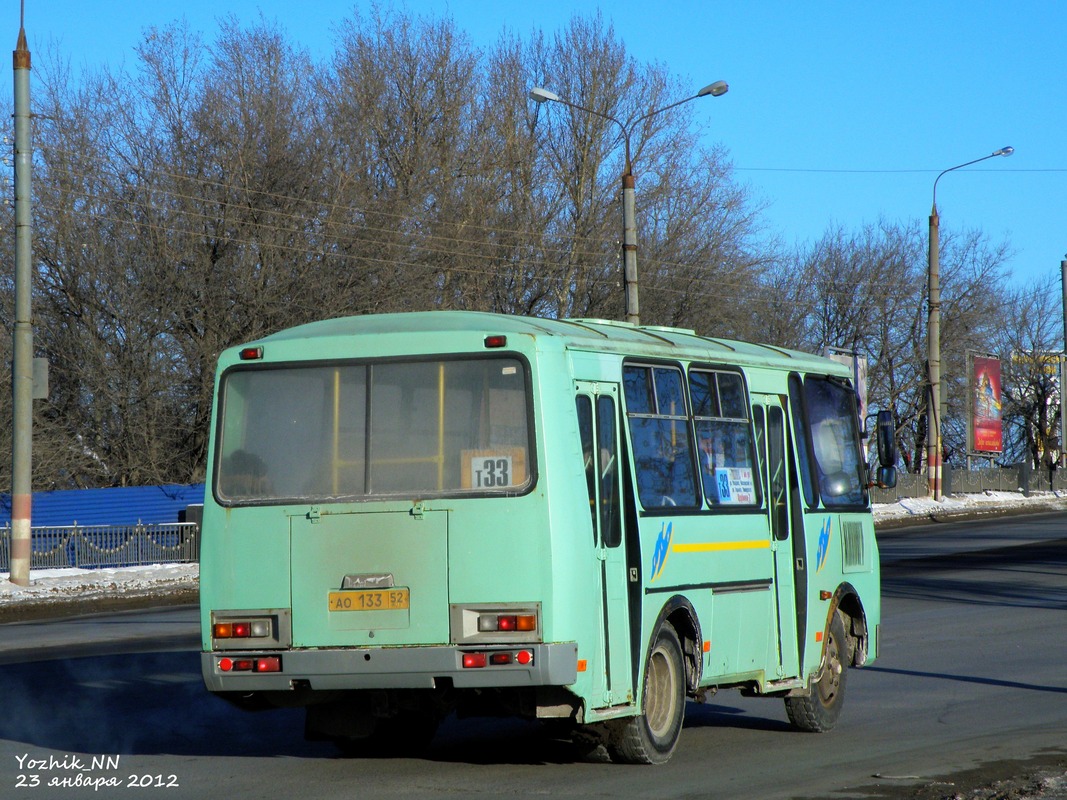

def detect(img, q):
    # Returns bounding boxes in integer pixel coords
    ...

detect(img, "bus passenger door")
[753,397,800,679]
[576,383,634,707]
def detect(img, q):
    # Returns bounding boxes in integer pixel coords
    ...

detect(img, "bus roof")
[248,310,848,376]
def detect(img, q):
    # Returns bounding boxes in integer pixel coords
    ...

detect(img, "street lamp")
[529,80,729,325]
[927,146,1013,500]
[1061,254,1067,469]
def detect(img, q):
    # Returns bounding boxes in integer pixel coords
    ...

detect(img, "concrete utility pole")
[529,81,728,326]
[1061,256,1067,469]
[9,8,33,586]
[926,146,1013,501]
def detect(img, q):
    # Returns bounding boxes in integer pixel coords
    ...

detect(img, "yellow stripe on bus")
[672,540,771,553]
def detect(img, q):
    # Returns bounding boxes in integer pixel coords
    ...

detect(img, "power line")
[736,166,1067,174]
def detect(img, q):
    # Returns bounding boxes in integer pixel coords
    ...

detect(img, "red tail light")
[462,652,487,668]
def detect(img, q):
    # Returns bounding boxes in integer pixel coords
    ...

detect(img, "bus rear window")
[215,357,531,503]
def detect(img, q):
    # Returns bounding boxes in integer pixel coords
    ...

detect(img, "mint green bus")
[200,311,892,764]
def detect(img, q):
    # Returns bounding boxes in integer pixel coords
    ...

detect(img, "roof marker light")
[239,346,264,360]
[484,335,507,349]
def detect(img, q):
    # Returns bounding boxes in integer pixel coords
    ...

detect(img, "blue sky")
[10,0,1067,289]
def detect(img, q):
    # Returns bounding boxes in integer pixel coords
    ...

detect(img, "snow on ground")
[871,489,1067,525]
[1,491,1065,611]
[0,562,198,608]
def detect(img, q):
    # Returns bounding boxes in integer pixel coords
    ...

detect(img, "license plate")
[328,588,410,612]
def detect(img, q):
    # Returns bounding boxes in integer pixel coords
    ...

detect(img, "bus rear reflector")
[256,657,281,673]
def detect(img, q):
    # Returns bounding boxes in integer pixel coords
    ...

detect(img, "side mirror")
[874,410,898,489]
[876,410,897,468]
[876,466,897,489]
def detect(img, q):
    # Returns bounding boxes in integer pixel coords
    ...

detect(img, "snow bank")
[0,563,198,608]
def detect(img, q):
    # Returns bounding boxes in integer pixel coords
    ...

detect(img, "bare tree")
[14,8,1004,493]
[993,276,1063,468]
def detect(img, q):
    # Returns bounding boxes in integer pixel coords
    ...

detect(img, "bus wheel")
[608,623,685,764]
[786,610,848,732]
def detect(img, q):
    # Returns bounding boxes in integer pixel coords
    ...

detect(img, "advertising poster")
[972,355,1002,453]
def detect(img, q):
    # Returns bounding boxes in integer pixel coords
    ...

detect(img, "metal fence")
[870,466,1067,504]
[0,522,199,571]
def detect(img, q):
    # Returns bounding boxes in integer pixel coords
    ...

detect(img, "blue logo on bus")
[650,522,673,582]
[816,517,832,573]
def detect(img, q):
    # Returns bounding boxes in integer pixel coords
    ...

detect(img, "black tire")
[608,623,686,764]
[785,610,848,732]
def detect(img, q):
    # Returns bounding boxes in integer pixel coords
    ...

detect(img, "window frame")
[789,371,869,511]
[622,361,700,512]
[212,352,538,507]
[688,365,762,510]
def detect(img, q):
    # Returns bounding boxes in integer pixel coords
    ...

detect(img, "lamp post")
[927,146,1013,500]
[529,80,728,326]
[1061,254,1067,469]
[9,15,33,586]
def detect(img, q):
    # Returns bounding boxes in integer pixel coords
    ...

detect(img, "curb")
[0,585,198,624]
[874,500,1067,531]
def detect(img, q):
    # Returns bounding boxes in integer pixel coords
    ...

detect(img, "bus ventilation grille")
[841,521,865,571]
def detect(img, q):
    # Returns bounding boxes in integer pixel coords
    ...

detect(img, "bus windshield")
[803,377,867,507]
[215,356,531,503]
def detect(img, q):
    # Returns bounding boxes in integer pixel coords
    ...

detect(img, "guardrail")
[870,466,1067,504]
[0,522,199,571]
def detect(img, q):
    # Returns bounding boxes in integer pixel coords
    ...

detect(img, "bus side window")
[768,406,789,539]
[576,396,597,543]
[623,365,698,509]
[597,395,621,548]
[788,374,818,508]
[690,369,759,507]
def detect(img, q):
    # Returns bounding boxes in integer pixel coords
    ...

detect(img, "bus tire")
[785,609,848,732]
[608,623,685,764]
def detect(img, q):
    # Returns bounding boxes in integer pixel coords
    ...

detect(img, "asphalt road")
[1,511,1064,799]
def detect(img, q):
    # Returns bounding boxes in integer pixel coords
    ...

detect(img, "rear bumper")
[201,642,578,692]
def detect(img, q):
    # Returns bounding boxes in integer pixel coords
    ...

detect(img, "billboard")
[971,355,1003,454]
